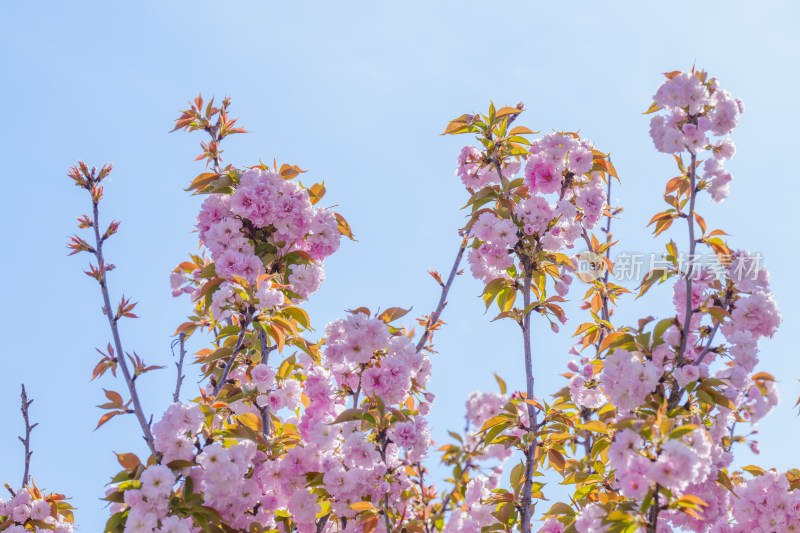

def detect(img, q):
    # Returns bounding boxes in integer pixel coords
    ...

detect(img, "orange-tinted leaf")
[643,102,662,114]
[186,172,219,192]
[237,413,262,432]
[95,411,123,430]
[693,211,707,235]
[742,465,765,476]
[279,164,306,179]
[378,307,411,323]
[508,126,535,136]
[548,449,566,470]
[349,501,373,512]
[115,452,141,470]
[104,389,123,405]
[442,114,470,135]
[307,183,326,205]
[334,212,355,240]
[362,516,379,533]
[199,277,225,298]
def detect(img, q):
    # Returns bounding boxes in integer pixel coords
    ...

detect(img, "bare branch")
[72,165,156,453]
[415,237,468,353]
[18,384,37,488]
[669,151,699,410]
[172,332,187,403]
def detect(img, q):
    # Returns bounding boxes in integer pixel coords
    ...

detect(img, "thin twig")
[601,166,614,326]
[213,316,251,397]
[256,326,273,439]
[695,322,720,366]
[415,237,468,353]
[432,455,473,527]
[87,176,156,453]
[352,376,362,409]
[18,384,37,488]
[172,332,187,403]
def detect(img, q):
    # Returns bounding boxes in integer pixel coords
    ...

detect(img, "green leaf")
[546,502,576,517]
[637,268,669,299]
[494,373,507,395]
[577,420,609,434]
[510,461,525,496]
[331,408,365,425]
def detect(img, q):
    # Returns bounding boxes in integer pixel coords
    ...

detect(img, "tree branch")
[669,151,698,410]
[213,316,251,397]
[695,322,720,366]
[172,332,187,403]
[86,174,156,454]
[677,151,698,364]
[18,384,37,488]
[415,237,467,353]
[519,266,538,533]
[256,326,273,440]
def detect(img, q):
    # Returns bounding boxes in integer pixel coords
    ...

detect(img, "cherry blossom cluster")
[730,470,800,532]
[459,132,609,284]
[442,476,497,533]
[462,390,515,463]
[106,309,446,532]
[540,72,797,533]
[171,166,341,321]
[43,79,799,533]
[566,352,606,409]
[107,465,183,533]
[0,489,74,533]
[609,428,717,500]
[660,252,779,414]
[648,71,744,202]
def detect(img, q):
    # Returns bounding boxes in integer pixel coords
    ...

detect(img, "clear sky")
[2,1,799,530]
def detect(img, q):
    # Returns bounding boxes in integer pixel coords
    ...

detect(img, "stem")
[677,152,698,364]
[91,198,156,454]
[382,501,393,532]
[415,237,468,353]
[432,456,473,527]
[601,170,613,325]
[352,376,362,409]
[519,266,538,533]
[18,384,37,488]
[669,152,698,410]
[495,161,522,228]
[257,326,273,440]
[695,322,720,366]
[213,318,250,397]
[173,332,187,403]
[315,514,329,533]
[647,484,662,533]
[375,436,395,532]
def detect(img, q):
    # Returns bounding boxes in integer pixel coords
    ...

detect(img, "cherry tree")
[1,69,797,533]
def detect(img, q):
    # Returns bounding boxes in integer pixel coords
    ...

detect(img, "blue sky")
[2,1,799,530]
